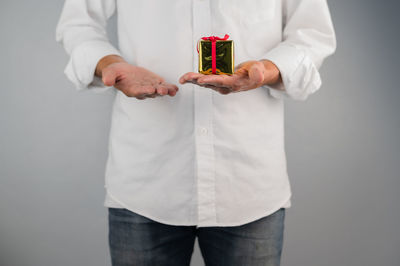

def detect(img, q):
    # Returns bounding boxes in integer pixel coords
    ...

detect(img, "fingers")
[120,83,179,100]
[164,83,179,96]
[179,70,255,94]
[179,72,205,84]
[196,74,235,87]
[156,85,169,96]
[179,72,239,94]
[156,82,179,97]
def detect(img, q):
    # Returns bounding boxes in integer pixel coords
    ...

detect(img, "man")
[56,0,336,265]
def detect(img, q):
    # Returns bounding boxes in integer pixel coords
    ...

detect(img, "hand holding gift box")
[179,34,282,95]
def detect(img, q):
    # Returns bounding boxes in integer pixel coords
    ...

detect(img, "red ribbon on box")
[198,34,230,74]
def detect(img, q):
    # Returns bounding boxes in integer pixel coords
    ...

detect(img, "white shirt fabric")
[56,0,336,227]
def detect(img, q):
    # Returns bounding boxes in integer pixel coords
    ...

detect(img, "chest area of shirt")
[116,0,280,27]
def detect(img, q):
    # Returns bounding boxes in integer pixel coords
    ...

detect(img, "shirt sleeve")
[262,0,337,101]
[55,0,121,92]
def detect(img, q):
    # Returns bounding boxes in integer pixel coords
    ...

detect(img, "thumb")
[248,62,265,85]
[234,62,247,75]
[102,68,118,87]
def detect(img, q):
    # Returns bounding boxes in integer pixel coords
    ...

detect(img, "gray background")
[0,0,399,265]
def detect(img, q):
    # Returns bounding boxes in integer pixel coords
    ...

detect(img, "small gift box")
[198,34,234,75]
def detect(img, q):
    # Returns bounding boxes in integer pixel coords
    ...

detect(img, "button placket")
[199,127,208,135]
[192,0,217,227]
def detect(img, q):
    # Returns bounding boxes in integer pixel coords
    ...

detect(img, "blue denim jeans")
[108,207,285,266]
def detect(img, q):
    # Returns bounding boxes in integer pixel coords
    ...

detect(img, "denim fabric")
[108,208,285,266]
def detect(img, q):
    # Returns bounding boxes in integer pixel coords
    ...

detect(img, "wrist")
[95,54,126,77]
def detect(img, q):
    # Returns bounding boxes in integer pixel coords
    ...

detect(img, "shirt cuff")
[64,40,122,92]
[261,43,322,101]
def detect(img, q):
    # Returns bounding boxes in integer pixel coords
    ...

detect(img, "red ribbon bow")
[199,34,230,74]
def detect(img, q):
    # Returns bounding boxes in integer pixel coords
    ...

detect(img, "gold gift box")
[198,40,234,75]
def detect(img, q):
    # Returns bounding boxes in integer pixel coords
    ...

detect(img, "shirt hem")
[105,189,198,226]
[104,189,292,228]
[197,192,292,228]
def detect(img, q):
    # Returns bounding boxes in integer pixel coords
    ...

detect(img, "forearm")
[95,54,126,77]
[55,0,122,91]
[260,0,336,100]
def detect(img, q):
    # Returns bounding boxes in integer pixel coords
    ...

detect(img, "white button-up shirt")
[56,0,336,227]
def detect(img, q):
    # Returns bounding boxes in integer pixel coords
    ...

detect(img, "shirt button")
[199,127,208,135]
